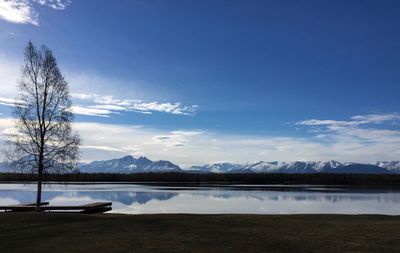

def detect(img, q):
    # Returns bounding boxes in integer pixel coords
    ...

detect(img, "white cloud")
[80,145,128,153]
[0,55,21,97]
[70,106,112,117]
[0,0,70,25]
[296,119,357,127]
[35,0,70,10]
[0,0,37,25]
[149,130,203,148]
[294,114,400,161]
[86,104,127,112]
[0,117,14,141]
[297,113,400,127]
[351,114,400,124]
[72,93,199,116]
[0,96,24,107]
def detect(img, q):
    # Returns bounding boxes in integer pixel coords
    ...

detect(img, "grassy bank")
[0,213,399,253]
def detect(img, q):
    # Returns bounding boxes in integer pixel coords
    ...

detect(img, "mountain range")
[78,156,400,174]
[188,160,400,174]
[2,155,400,174]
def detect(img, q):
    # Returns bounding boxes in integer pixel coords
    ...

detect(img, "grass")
[0,213,399,253]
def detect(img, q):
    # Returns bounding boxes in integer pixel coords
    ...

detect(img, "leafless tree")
[5,41,80,211]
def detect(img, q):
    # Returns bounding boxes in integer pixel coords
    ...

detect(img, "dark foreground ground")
[0,213,399,253]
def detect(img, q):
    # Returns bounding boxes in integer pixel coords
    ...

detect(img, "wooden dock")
[0,202,112,214]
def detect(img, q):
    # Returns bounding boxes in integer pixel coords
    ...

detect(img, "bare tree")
[5,41,80,211]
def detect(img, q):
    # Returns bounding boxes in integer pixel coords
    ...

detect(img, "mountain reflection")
[79,191,177,205]
[0,190,177,206]
[0,184,400,214]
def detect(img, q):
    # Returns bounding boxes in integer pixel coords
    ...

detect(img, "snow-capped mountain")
[374,161,400,172]
[189,160,394,174]
[80,155,182,173]
[243,161,322,173]
[189,162,249,173]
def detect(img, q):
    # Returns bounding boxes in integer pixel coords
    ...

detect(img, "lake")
[0,183,399,215]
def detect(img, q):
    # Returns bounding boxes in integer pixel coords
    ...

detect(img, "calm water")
[0,183,399,215]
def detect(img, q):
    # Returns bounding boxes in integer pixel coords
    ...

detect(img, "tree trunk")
[35,165,43,211]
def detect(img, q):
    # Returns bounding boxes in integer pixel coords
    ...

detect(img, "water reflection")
[0,183,399,215]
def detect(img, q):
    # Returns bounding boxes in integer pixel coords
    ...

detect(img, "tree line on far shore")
[1,172,400,186]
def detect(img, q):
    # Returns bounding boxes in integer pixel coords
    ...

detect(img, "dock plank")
[11,202,49,207]
[0,202,112,214]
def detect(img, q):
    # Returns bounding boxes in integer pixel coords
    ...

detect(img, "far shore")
[1,172,400,187]
[0,213,399,253]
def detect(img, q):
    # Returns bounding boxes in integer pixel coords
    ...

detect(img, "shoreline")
[1,180,400,190]
[2,172,400,187]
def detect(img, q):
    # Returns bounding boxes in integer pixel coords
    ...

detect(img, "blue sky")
[0,0,400,166]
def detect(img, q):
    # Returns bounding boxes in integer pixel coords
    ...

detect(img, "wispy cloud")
[295,114,400,160]
[149,131,204,148]
[297,113,400,127]
[70,106,112,117]
[351,114,400,124]
[72,93,199,116]
[0,96,24,107]
[35,0,70,10]
[79,145,128,153]
[0,0,70,25]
